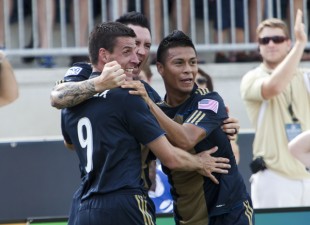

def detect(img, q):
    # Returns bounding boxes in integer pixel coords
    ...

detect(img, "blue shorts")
[75,190,155,225]
[209,197,255,225]
[68,185,83,225]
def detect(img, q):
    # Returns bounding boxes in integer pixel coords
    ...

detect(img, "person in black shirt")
[123,30,254,225]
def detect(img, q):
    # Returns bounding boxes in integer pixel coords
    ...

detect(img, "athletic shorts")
[209,197,254,225]
[75,190,156,225]
[68,185,83,225]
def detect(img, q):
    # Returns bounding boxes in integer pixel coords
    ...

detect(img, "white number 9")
[78,117,93,173]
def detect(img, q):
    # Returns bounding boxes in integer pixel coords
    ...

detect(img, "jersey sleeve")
[63,62,92,82]
[142,81,162,103]
[185,92,228,136]
[123,91,165,145]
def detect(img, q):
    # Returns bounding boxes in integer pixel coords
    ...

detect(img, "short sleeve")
[185,92,228,135]
[64,62,92,82]
[123,92,165,145]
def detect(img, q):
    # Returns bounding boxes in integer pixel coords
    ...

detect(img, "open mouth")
[125,68,134,74]
[181,78,193,83]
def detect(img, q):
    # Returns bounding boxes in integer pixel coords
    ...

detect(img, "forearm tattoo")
[51,80,97,109]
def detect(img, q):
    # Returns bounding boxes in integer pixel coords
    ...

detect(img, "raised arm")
[0,52,19,106]
[50,61,126,109]
[262,9,307,99]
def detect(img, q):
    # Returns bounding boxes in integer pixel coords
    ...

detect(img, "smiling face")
[128,24,152,78]
[258,27,291,69]
[157,46,198,105]
[103,36,139,80]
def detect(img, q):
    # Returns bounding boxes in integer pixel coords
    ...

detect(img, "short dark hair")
[116,11,151,33]
[88,21,136,65]
[157,30,196,64]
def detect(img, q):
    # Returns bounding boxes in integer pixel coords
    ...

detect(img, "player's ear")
[156,62,164,77]
[99,48,109,63]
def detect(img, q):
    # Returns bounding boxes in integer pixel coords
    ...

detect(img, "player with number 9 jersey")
[61,72,165,224]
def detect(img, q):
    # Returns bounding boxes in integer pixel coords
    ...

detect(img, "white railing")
[1,0,309,57]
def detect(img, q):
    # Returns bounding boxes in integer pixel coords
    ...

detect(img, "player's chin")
[124,73,134,81]
[179,86,193,94]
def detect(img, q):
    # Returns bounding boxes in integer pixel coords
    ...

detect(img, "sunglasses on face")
[258,36,288,45]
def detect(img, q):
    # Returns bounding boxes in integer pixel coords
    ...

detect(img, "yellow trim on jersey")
[196,88,209,95]
[186,110,206,125]
[135,194,155,225]
[243,200,254,225]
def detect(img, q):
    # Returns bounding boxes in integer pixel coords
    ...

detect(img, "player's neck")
[165,92,190,107]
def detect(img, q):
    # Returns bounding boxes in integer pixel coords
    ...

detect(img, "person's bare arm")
[50,61,126,109]
[0,52,19,106]
[147,136,230,184]
[123,81,237,149]
[289,130,310,168]
[51,80,98,109]
[262,9,307,100]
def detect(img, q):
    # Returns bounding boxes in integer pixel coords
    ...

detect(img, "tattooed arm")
[50,79,98,109]
[50,61,126,109]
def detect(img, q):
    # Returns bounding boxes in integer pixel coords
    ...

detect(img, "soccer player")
[55,12,238,224]
[50,11,239,137]
[123,30,254,225]
[61,21,231,225]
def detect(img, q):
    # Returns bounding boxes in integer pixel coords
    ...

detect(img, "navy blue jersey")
[62,63,161,192]
[158,86,249,221]
[61,77,165,200]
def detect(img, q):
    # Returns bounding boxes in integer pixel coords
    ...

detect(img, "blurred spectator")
[240,10,310,208]
[36,0,56,68]
[248,0,265,61]
[128,0,190,45]
[195,67,214,91]
[0,0,14,49]
[20,0,56,68]
[268,0,303,22]
[266,0,310,60]
[210,0,248,63]
[0,51,18,106]
[67,0,90,66]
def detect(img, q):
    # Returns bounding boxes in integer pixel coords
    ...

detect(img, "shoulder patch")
[65,66,83,77]
[198,99,219,113]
